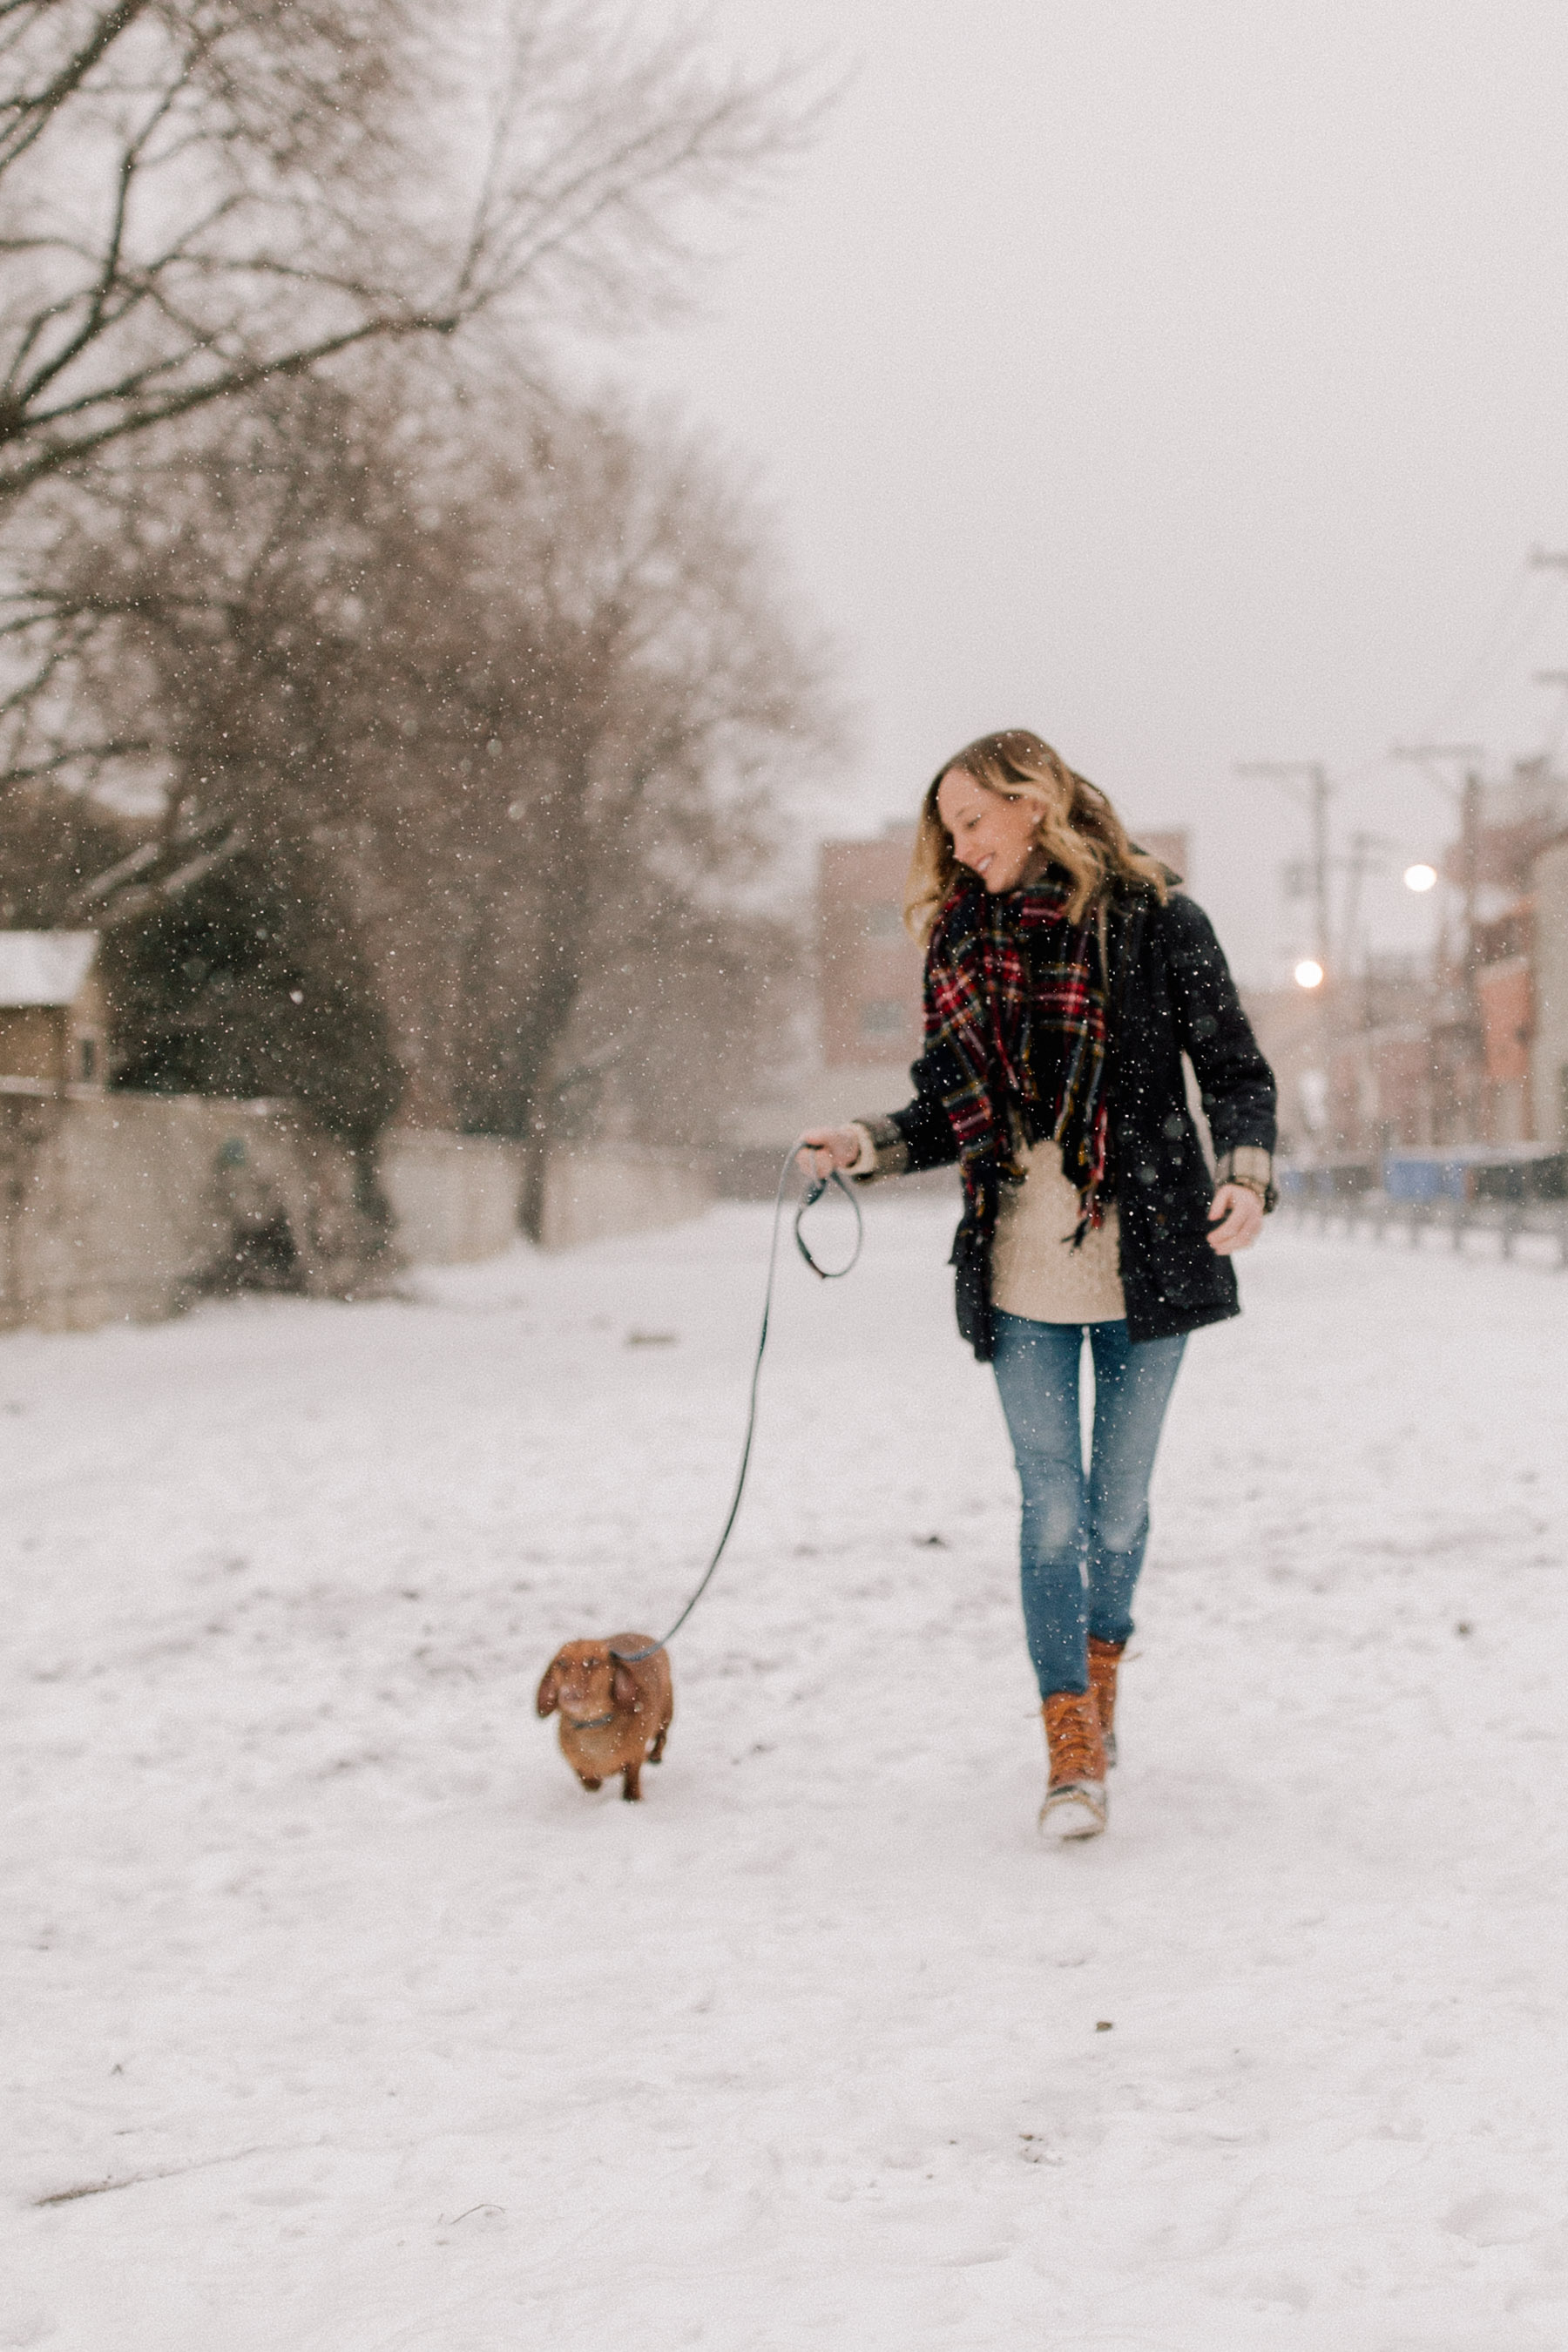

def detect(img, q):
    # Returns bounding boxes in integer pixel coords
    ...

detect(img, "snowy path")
[3,1200,1567,2351]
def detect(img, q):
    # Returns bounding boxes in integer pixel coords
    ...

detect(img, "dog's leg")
[578,1774,603,1792]
[621,1761,643,1801]
[648,1727,667,1764]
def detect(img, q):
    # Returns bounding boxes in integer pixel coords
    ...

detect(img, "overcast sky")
[625,1,1568,983]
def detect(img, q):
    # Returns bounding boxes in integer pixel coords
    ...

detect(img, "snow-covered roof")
[0,931,100,1008]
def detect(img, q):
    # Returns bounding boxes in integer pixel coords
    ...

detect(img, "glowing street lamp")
[1294,957,1325,990]
[1403,862,1438,894]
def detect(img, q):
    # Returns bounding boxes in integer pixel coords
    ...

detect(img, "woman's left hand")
[1206,1183,1265,1254]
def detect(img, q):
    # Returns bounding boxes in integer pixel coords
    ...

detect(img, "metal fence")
[1281,1188,1568,1269]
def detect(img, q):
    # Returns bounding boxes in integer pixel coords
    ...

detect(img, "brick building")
[817,824,923,1068]
[1247,765,1568,1164]
[1531,831,1568,1146]
[1241,963,1438,1162]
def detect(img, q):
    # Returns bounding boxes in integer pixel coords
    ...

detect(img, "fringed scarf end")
[1064,1187,1105,1250]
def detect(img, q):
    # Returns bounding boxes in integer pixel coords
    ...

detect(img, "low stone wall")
[0,1096,720,1332]
[378,1130,524,1265]
[0,1085,372,1333]
[379,1133,718,1259]
[538,1143,715,1250]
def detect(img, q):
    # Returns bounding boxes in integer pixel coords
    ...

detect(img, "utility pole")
[1237,759,1335,1159]
[1342,830,1388,1154]
[1458,770,1482,969]
[1390,742,1484,963]
[1391,742,1485,1141]
[1341,830,1394,993]
[1236,760,1332,976]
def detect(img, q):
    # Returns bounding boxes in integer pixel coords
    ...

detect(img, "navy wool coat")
[857,887,1278,1355]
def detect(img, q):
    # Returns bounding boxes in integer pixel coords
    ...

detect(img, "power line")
[1421,561,1529,733]
[1388,742,1484,805]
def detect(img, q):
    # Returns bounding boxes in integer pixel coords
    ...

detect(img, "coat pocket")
[950,1216,995,1362]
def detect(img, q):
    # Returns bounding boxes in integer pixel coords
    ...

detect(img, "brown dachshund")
[536,1635,673,1801]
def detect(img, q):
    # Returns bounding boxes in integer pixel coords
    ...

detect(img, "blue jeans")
[990,1312,1186,1700]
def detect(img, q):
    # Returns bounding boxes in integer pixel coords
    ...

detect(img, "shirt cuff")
[848,1113,911,1181]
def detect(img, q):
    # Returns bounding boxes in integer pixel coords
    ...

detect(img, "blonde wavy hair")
[903,727,1171,943]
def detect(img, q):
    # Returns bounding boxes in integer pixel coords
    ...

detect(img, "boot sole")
[1038,1782,1107,1841]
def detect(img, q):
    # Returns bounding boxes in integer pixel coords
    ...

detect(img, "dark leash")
[610,1138,863,1666]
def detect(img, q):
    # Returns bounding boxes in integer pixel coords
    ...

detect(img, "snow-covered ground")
[3,1197,1566,2352]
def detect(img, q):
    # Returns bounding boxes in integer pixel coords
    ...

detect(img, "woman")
[801,729,1276,1842]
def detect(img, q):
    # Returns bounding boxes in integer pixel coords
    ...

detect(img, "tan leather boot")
[1087,1636,1125,1767]
[1039,1691,1108,1840]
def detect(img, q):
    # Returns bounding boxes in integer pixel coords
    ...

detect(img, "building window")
[79,1037,97,1082]
[860,999,906,1038]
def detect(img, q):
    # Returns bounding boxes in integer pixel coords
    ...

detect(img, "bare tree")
[0,0,808,504]
[524,409,822,1190]
[0,375,838,1181]
[0,380,384,833]
[0,769,132,920]
[351,387,838,1220]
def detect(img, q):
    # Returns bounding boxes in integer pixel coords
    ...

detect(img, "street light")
[1294,958,1325,990]
[1403,862,1438,894]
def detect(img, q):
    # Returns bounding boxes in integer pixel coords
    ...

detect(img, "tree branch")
[0,0,822,504]
[0,1,151,174]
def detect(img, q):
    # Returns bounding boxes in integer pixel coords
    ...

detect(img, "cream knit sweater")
[847,1122,1125,1325]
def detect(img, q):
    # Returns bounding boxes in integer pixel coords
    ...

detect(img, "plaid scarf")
[924,873,1112,1246]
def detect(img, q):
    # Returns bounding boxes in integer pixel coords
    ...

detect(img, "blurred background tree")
[0,5,834,1186]
[0,780,133,923]
[0,368,834,1169]
[101,844,403,1152]
[0,0,800,503]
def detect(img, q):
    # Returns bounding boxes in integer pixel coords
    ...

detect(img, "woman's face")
[936,767,1044,893]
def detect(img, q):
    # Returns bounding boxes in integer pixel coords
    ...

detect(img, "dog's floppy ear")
[536,1657,563,1718]
[611,1657,639,1713]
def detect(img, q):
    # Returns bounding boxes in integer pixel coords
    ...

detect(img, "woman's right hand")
[797,1125,864,1182]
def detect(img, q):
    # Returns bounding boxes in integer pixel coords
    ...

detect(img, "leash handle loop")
[794,1166,863,1280]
